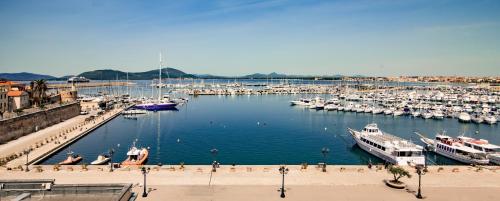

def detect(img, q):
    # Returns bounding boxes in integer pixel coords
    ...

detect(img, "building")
[60,83,78,103]
[0,179,133,201]
[0,85,8,116]
[7,90,30,111]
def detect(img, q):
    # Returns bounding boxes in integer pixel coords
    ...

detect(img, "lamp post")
[23,149,30,172]
[210,148,218,172]
[321,147,329,172]
[407,161,427,199]
[108,148,115,172]
[415,164,427,199]
[141,167,151,197]
[279,165,289,198]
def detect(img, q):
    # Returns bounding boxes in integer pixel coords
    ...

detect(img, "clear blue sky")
[0,0,499,77]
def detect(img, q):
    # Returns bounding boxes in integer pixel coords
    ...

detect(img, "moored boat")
[121,145,149,166]
[59,151,83,165]
[458,136,500,165]
[416,133,489,165]
[458,112,471,122]
[348,123,425,166]
[91,154,110,165]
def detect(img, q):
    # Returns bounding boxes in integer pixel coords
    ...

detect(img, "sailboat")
[134,52,178,111]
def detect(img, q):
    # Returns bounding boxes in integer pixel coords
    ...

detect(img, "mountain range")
[1,68,346,81]
[0,72,56,81]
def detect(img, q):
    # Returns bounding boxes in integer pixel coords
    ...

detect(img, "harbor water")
[41,95,499,165]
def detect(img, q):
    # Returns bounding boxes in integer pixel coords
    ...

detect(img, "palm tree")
[33,79,48,106]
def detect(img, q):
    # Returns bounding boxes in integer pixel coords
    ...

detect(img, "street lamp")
[321,147,329,172]
[108,148,115,172]
[279,165,289,198]
[210,148,218,172]
[141,166,151,197]
[415,164,427,199]
[23,149,30,172]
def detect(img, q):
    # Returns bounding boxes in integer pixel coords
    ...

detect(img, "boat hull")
[121,149,149,166]
[134,103,177,111]
[348,129,425,166]
[59,156,83,165]
[91,158,110,165]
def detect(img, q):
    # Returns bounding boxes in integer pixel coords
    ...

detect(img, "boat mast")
[159,52,162,102]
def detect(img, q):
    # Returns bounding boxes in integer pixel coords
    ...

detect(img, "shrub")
[387,165,411,183]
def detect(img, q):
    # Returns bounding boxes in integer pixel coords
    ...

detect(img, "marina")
[36,89,498,166]
[3,1,500,200]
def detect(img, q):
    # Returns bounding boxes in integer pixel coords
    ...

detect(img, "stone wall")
[0,102,80,144]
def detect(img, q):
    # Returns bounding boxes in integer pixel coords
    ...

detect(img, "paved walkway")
[0,106,128,167]
[1,165,499,200]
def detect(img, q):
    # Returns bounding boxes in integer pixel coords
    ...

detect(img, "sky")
[0,0,499,77]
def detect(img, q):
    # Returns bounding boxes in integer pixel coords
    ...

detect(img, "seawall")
[0,102,80,144]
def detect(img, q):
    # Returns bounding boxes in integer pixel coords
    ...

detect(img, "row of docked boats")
[58,143,149,166]
[348,124,500,166]
[291,97,498,124]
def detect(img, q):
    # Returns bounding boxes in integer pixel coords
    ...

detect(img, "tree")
[387,165,412,183]
[33,79,48,106]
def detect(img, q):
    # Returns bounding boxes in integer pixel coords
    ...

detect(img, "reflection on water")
[41,95,499,165]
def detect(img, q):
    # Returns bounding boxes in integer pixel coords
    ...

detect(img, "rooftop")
[0,179,133,201]
[7,90,27,97]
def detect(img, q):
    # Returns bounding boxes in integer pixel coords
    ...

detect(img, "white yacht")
[348,124,425,166]
[417,133,489,165]
[122,109,147,115]
[432,110,444,119]
[411,111,421,118]
[458,112,471,122]
[483,115,497,124]
[393,110,404,116]
[458,136,500,165]
[471,114,483,124]
[324,104,337,111]
[421,111,433,119]
[372,108,383,114]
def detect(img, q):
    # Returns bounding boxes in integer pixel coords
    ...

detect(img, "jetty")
[48,81,132,89]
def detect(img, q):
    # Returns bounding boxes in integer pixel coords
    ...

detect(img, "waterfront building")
[0,85,8,115]
[7,90,30,111]
[60,83,78,103]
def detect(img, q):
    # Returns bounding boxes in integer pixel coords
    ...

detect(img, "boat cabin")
[126,147,142,161]
[459,137,500,153]
[362,124,381,135]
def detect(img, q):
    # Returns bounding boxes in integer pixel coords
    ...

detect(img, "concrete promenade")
[0,104,130,167]
[1,165,499,200]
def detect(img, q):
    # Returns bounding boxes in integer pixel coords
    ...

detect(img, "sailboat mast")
[159,52,162,101]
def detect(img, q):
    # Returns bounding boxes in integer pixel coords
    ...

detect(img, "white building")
[7,90,30,111]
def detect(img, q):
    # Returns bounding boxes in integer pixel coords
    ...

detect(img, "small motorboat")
[121,144,149,166]
[91,154,110,165]
[59,151,83,165]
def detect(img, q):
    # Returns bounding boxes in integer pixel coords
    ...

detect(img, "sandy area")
[1,165,499,200]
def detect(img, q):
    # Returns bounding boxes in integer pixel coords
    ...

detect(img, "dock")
[48,81,132,89]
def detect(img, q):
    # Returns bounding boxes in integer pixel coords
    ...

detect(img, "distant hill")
[0,72,56,81]
[78,68,196,80]
[242,72,288,79]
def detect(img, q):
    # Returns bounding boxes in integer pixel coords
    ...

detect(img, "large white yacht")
[458,136,500,165]
[417,133,489,165]
[348,124,425,166]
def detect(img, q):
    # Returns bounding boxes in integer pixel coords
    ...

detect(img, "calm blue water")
[41,95,499,165]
